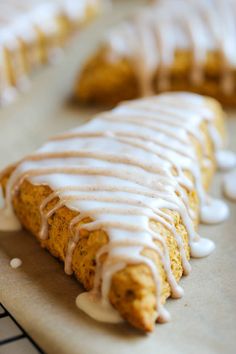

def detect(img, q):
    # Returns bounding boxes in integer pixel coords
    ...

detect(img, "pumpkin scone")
[75,0,236,106]
[0,0,101,105]
[0,92,230,332]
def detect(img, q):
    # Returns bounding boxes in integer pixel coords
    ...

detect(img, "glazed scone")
[75,0,236,106]
[0,93,229,332]
[0,0,101,106]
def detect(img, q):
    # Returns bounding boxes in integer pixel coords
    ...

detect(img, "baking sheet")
[0,1,236,353]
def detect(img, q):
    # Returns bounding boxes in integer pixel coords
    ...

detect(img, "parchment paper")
[0,1,236,353]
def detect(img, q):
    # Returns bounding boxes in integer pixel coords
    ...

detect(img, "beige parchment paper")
[0,1,236,353]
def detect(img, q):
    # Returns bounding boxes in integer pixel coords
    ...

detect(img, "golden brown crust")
[0,98,225,332]
[75,49,139,107]
[5,178,191,332]
[75,48,236,106]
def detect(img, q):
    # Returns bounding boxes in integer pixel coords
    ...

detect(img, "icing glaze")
[0,92,228,324]
[76,293,123,324]
[10,258,22,269]
[189,236,215,259]
[200,196,229,225]
[0,0,100,104]
[105,0,236,96]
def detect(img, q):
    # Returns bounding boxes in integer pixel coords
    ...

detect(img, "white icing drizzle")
[190,237,215,258]
[105,0,236,96]
[0,92,228,324]
[0,0,100,104]
[76,292,123,324]
[0,0,97,43]
[200,196,229,224]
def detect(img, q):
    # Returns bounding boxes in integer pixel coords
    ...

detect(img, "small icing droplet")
[200,197,229,224]
[76,292,123,323]
[0,208,22,231]
[190,237,215,258]
[223,170,236,201]
[171,285,184,299]
[216,150,236,171]
[10,258,22,269]
[157,307,171,323]
[183,262,192,276]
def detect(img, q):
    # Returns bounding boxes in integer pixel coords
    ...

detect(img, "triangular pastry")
[0,92,229,331]
[0,0,101,106]
[76,0,236,106]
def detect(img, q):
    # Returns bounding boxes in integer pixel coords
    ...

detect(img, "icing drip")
[0,92,227,324]
[190,237,215,258]
[200,196,229,225]
[76,291,123,324]
[105,0,236,96]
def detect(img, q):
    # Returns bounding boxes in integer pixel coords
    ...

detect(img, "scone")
[0,92,229,332]
[0,0,101,106]
[76,0,236,106]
